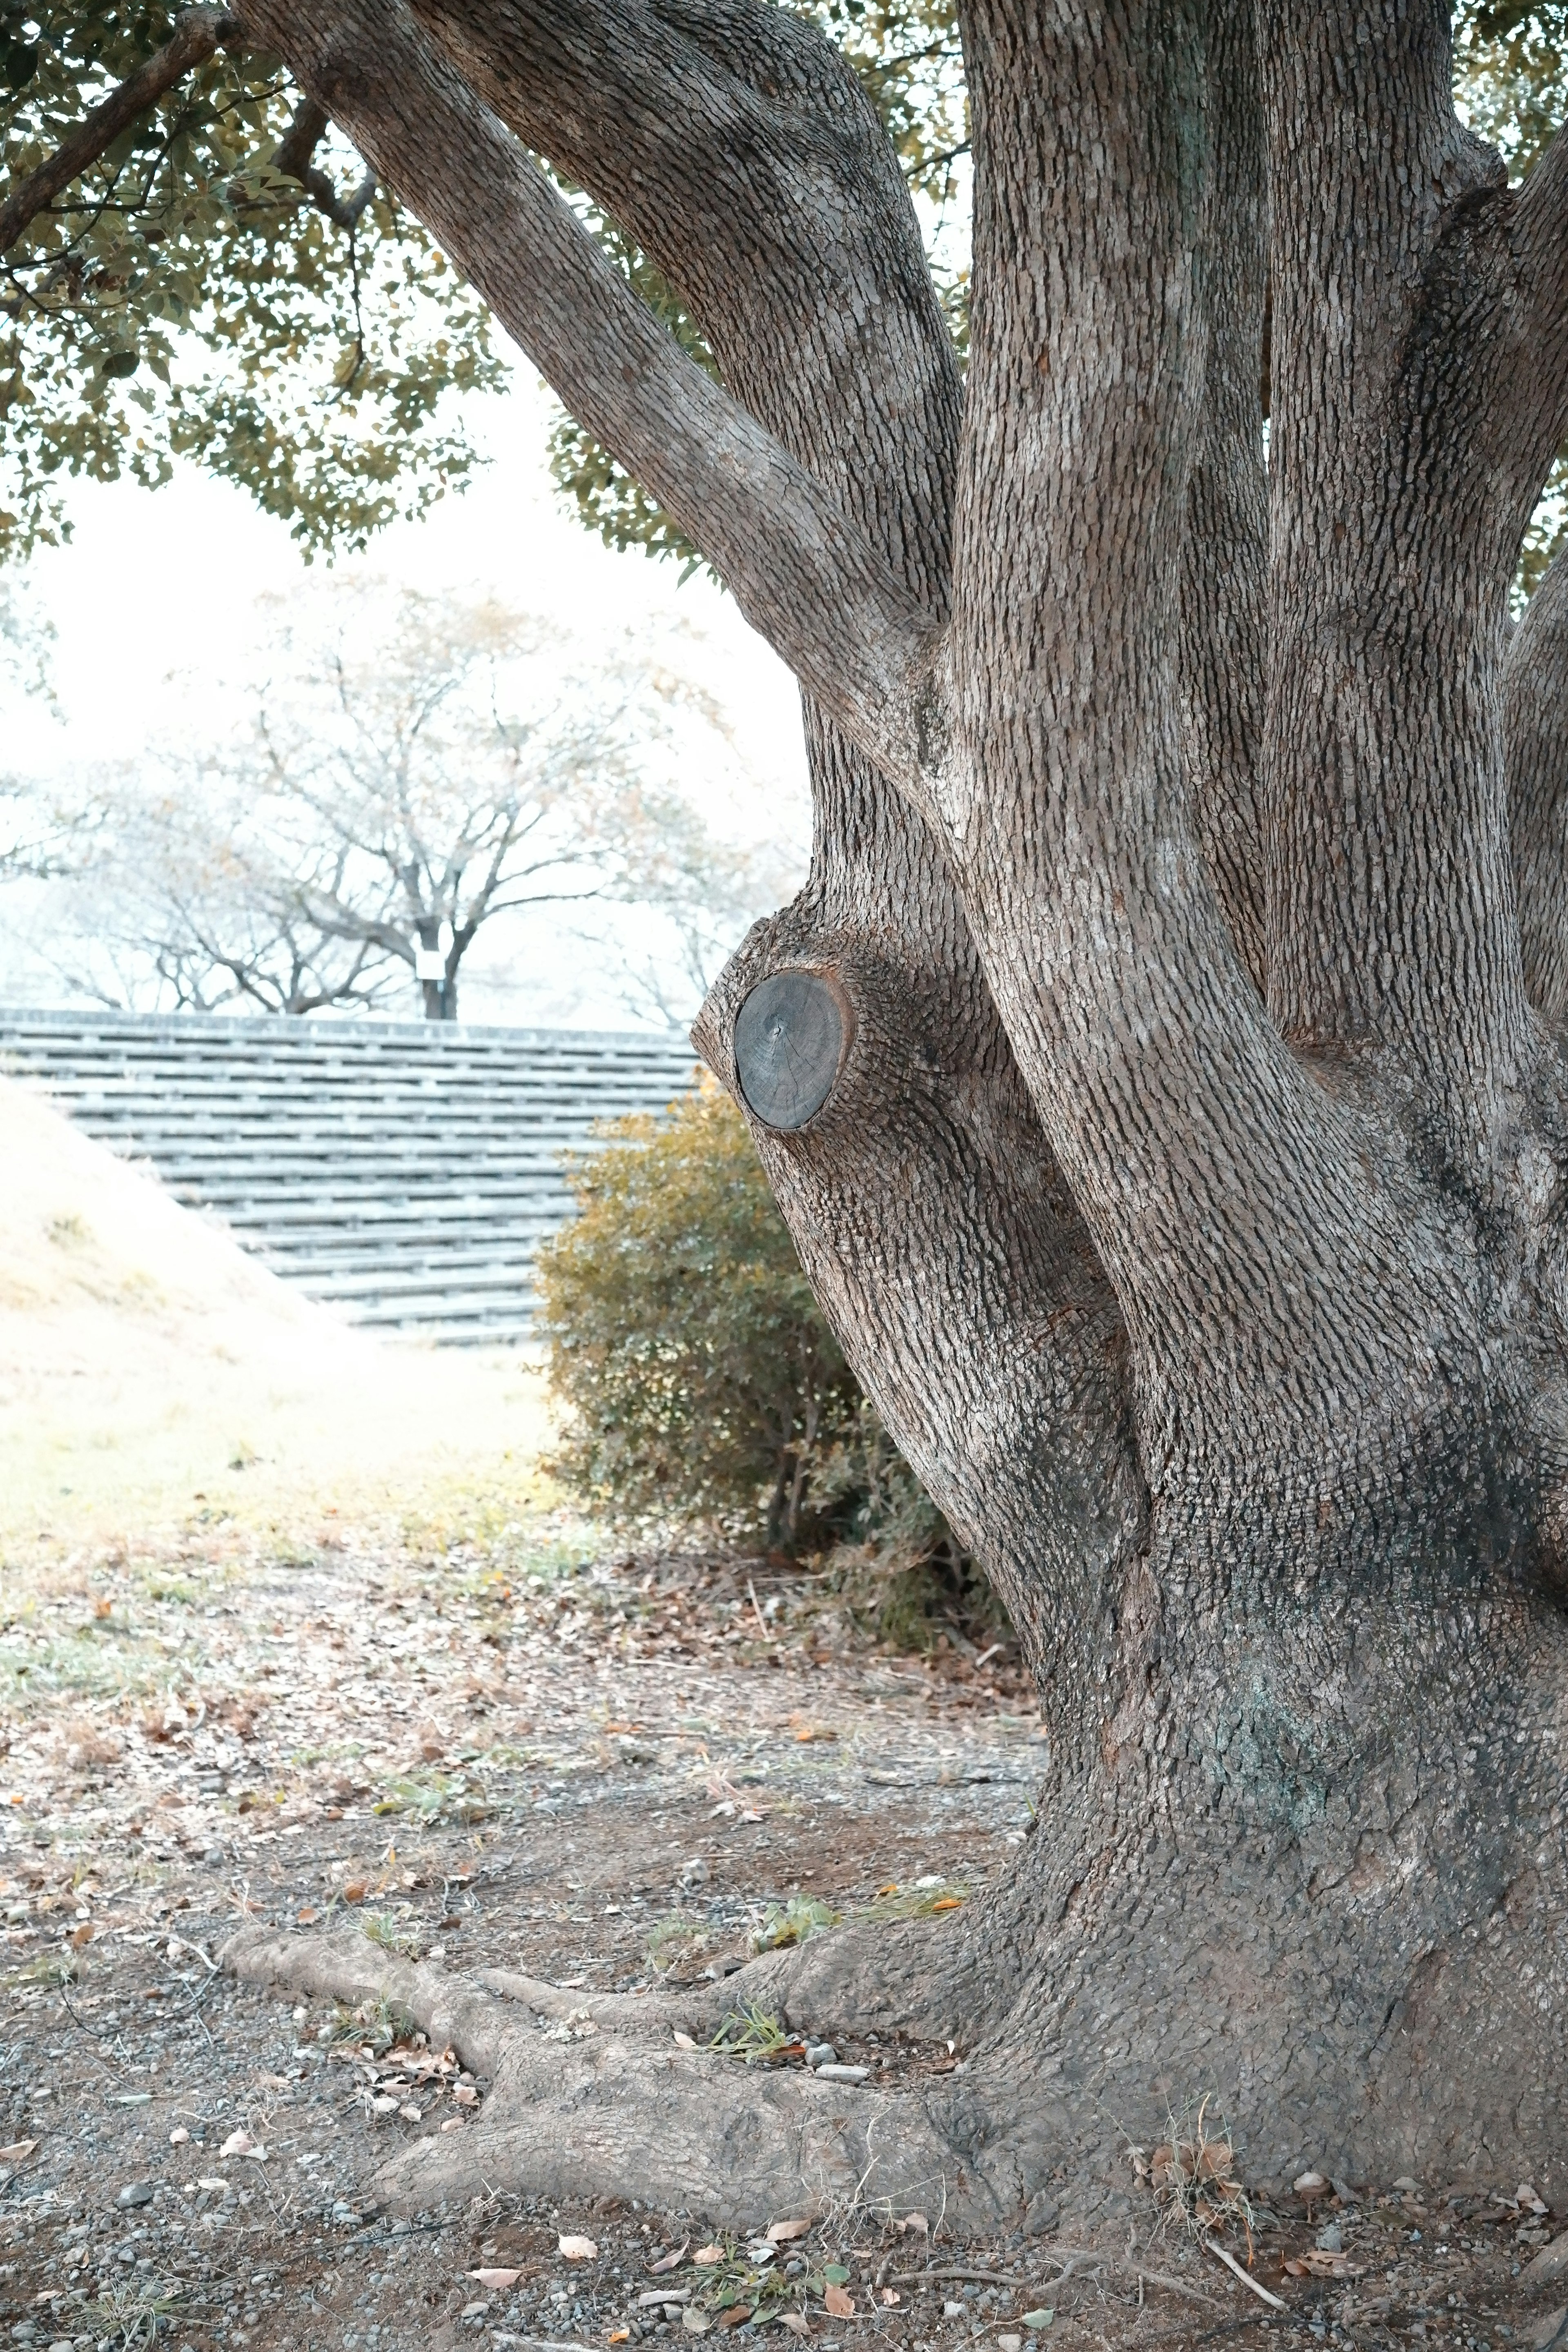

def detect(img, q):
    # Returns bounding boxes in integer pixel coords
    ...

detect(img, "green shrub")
[535,1076,862,1545]
[535,1079,1007,1655]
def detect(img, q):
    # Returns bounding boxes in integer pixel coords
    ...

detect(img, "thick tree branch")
[234,0,941,811]
[1506,546,1568,1029]
[1513,119,1568,482]
[1260,0,1536,1118]
[410,0,960,608]
[0,6,242,258]
[1178,0,1270,992]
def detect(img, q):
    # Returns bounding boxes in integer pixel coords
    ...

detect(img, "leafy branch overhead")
[0,3,503,562]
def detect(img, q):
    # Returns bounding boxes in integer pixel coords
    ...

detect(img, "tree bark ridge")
[1507,548,1568,1028]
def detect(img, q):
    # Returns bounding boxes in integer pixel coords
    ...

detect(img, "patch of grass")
[751,1893,840,1952]
[329,1994,415,2053]
[4,1948,80,1992]
[708,1999,799,2065]
[85,2276,184,2348]
[361,1911,421,1957]
[644,1912,715,1975]
[856,1876,968,1923]
[372,1769,490,1825]
[1130,2091,1255,2243]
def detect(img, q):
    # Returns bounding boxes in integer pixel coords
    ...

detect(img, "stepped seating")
[0,1008,698,1343]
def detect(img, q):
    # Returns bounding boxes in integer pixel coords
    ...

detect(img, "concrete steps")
[0,1008,697,1342]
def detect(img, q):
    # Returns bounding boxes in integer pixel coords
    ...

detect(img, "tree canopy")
[0,2,501,562]
[2,2,1563,581]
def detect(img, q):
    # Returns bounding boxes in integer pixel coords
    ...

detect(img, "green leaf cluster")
[535,1076,863,1546]
[0,4,504,561]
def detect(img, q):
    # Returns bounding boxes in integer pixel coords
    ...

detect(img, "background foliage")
[0,3,501,563]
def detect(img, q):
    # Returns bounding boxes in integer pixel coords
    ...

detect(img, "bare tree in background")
[50,585,763,1021]
[0,587,58,881]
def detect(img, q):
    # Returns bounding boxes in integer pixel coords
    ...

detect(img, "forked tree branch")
[233,0,944,812]
[0,4,242,257]
[409,0,960,606]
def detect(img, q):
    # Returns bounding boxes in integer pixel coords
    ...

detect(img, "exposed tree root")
[225,1583,1568,2232]
[222,1926,1034,2228]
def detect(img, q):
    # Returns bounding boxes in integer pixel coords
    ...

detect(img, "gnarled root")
[221,1925,1042,2227]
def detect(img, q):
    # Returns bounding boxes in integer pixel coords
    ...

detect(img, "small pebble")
[804,2043,837,2068]
[814,2063,869,2084]
[116,2181,154,2209]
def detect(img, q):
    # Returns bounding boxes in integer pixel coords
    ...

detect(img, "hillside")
[0,1074,548,1551]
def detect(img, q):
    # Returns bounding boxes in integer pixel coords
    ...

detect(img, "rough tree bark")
[223,0,1568,2227]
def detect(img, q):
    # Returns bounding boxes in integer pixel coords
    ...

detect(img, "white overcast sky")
[2,358,812,1031]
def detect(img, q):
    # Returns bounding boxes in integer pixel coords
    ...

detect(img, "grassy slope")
[0,1073,550,1556]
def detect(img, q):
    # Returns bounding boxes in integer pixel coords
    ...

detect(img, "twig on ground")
[892,2269,1017,2287]
[1132,2266,1218,2307]
[1203,2237,1285,2309]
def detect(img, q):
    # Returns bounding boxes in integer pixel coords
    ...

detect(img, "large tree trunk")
[224,0,1568,2221]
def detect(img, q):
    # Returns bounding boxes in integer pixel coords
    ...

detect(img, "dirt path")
[0,1530,1560,2351]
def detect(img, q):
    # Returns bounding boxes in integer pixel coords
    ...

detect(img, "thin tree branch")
[270,94,378,230]
[0,6,242,258]
[235,0,942,811]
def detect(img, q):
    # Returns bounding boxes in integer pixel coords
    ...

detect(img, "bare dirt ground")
[2,1525,1564,2352]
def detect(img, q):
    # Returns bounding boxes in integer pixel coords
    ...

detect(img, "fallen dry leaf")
[168,2128,189,2146]
[1282,2252,1361,2280]
[559,2234,599,2261]
[343,1881,368,1904]
[693,2245,725,2266]
[767,2219,813,2243]
[824,2285,854,2319]
[673,2031,698,2050]
[650,2244,690,2276]
[467,2269,522,2290]
[880,2289,900,2307]
[682,2310,712,2335]
[610,2334,630,2345]
[69,1922,94,1949]
[0,2140,38,2164]
[776,2317,811,2340]
[218,2129,264,2160]
[717,2307,753,2330]
[452,2083,479,2105]
[898,2213,930,2236]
